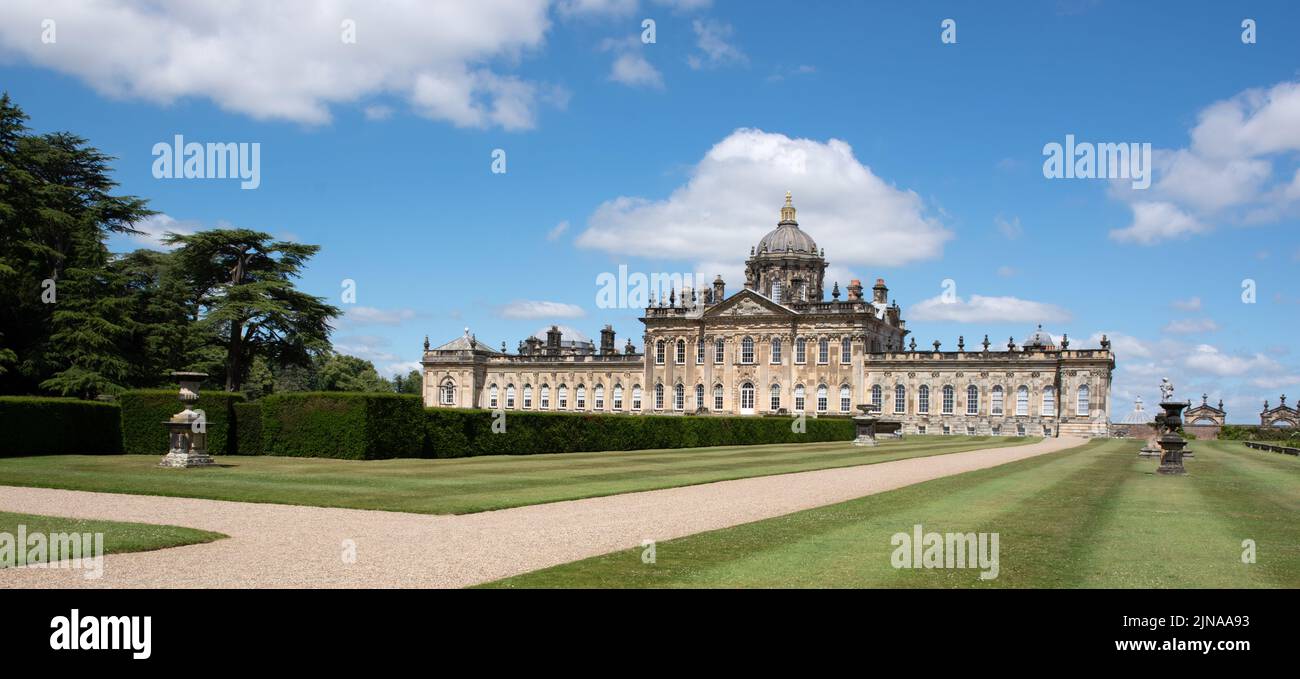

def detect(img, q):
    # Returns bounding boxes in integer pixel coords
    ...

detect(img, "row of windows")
[867,384,1091,416]
[916,423,1050,437]
[655,337,856,366]
[484,383,646,410]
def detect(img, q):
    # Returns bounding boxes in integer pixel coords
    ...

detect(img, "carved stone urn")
[852,403,882,447]
[159,371,216,468]
[1154,400,1190,476]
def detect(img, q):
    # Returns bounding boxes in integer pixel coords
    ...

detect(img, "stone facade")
[1260,395,1299,428]
[422,195,1116,437]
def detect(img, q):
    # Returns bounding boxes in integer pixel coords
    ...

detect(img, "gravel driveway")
[0,436,1083,588]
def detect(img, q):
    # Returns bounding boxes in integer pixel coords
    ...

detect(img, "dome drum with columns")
[422,194,1115,438]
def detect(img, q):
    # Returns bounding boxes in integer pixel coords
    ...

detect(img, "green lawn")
[0,511,225,567]
[0,436,1034,515]
[485,439,1300,588]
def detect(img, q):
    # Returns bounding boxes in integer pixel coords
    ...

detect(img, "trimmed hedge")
[0,396,123,456]
[119,389,245,455]
[424,408,857,458]
[1221,424,1300,442]
[260,392,424,460]
[233,402,263,455]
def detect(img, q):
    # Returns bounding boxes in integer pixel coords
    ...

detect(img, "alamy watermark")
[1042,134,1151,189]
[1,525,104,580]
[152,134,261,189]
[890,524,999,580]
[596,265,710,310]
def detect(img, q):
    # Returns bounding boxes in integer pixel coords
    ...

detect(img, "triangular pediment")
[703,288,796,318]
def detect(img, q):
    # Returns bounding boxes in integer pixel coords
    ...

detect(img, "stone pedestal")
[158,371,215,469]
[852,404,880,447]
[1154,401,1190,475]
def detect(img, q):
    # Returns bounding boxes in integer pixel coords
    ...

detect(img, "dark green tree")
[393,369,422,395]
[164,229,339,392]
[317,354,392,392]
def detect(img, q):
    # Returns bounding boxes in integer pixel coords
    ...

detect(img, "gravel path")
[0,436,1083,588]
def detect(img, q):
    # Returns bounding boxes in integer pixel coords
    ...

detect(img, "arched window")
[966,385,978,415]
[1016,386,1029,415]
[675,339,686,364]
[695,383,705,409]
[654,384,664,410]
[1076,385,1090,416]
[674,384,685,410]
[741,336,755,364]
[713,384,724,411]
[575,384,586,409]
[771,338,782,364]
[918,385,930,413]
[770,384,781,411]
[741,382,755,410]
[557,384,569,409]
[523,384,533,409]
[714,339,725,363]
[843,385,854,413]
[655,340,665,365]
[841,337,852,363]
[506,384,516,409]
[613,384,624,410]
[816,384,828,412]
[795,338,807,363]
[894,385,906,414]
[794,385,806,412]
[871,384,883,409]
[488,383,499,409]
[440,379,456,406]
[631,384,642,410]
[540,384,550,409]
[942,385,955,414]
[593,384,605,410]
[818,338,829,364]
[696,339,705,364]
[1042,386,1056,416]
[991,386,1004,416]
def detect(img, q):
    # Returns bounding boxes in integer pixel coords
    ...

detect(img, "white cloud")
[363,105,393,121]
[575,128,952,271]
[124,213,198,250]
[339,306,418,327]
[995,215,1023,240]
[1171,296,1202,312]
[687,19,746,69]
[1109,201,1210,244]
[1251,374,1300,390]
[547,220,570,241]
[1088,331,1153,359]
[0,0,559,130]
[1109,80,1300,243]
[1162,318,1220,334]
[383,361,423,377]
[499,300,586,319]
[1184,344,1280,377]
[600,36,665,89]
[909,294,1071,324]
[557,0,638,17]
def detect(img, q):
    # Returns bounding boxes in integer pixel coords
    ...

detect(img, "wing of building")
[423,194,1115,437]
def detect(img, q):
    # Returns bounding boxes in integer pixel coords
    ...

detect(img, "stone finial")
[501,341,507,353]
[1283,394,1289,407]
[780,191,797,222]
[1100,334,1111,350]
[1008,336,1016,351]
[982,334,990,352]
[908,337,917,352]
[957,335,965,352]
[1061,333,1069,349]
[423,335,430,351]
[932,339,941,352]
[832,282,840,300]
[1202,393,1209,406]
[1218,398,1224,411]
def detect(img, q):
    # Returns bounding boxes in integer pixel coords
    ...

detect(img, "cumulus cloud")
[0,0,560,130]
[123,213,199,250]
[1171,296,1202,312]
[1109,80,1300,244]
[557,0,638,17]
[909,294,1072,324]
[1184,344,1280,377]
[600,36,663,89]
[498,300,586,319]
[575,128,952,272]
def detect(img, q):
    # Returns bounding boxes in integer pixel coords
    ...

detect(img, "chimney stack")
[600,325,615,355]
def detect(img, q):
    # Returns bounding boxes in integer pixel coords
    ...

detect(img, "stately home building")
[423,194,1115,437]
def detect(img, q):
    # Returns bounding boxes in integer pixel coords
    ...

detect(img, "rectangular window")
[771,340,782,364]
[992,389,1004,416]
[741,341,754,364]
[917,425,927,435]
[771,390,780,411]
[714,391,724,411]
[714,341,724,363]
[841,338,851,364]
[818,340,829,364]
[894,389,905,414]
[942,389,954,415]
[942,425,951,436]
[918,389,930,414]
[992,425,1001,436]
[696,341,704,364]
[966,426,975,436]
[795,340,806,364]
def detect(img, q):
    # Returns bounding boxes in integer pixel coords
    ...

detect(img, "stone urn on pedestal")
[1153,401,1191,476]
[853,403,882,447]
[159,372,216,468]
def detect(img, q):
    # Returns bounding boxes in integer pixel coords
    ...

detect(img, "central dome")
[756,191,818,254]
